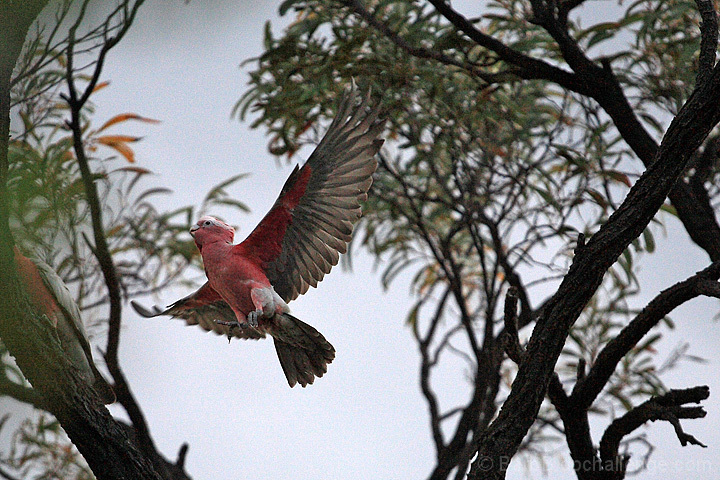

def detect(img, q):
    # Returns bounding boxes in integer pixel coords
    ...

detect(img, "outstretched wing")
[237,86,385,302]
[131,282,265,340]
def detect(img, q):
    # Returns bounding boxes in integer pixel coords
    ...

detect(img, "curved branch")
[572,261,720,409]
[501,287,524,365]
[64,0,144,366]
[0,465,22,480]
[427,0,591,95]
[431,0,720,261]
[557,0,586,27]
[419,287,452,455]
[599,386,709,473]
[64,1,152,452]
[62,3,191,479]
[548,375,598,480]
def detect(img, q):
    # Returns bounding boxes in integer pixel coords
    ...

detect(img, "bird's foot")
[215,319,246,342]
[247,310,261,328]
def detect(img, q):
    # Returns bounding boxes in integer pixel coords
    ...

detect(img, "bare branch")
[176,443,189,468]
[77,1,143,106]
[546,374,599,480]
[0,465,22,480]
[426,0,591,94]
[529,0,720,261]
[502,287,525,365]
[59,3,192,479]
[572,261,720,410]
[0,376,47,410]
[557,0,586,27]
[599,386,709,472]
[478,214,534,329]
[527,0,598,77]
[418,287,453,454]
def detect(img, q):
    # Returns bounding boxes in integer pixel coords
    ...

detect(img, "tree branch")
[379,155,503,480]
[62,5,193,478]
[419,287,452,455]
[0,3,168,479]
[557,0,587,27]
[599,386,709,474]
[694,0,718,87]
[361,0,720,262]
[0,376,47,410]
[545,371,601,480]
[462,0,720,262]
[469,55,720,479]
[479,214,534,330]
[572,261,720,410]
[64,0,144,369]
[0,465,22,480]
[502,287,525,365]
[426,0,592,95]
[540,0,720,261]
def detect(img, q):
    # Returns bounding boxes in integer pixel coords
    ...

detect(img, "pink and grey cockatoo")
[132,87,384,387]
[14,247,116,403]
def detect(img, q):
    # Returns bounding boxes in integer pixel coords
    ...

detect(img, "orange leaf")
[93,81,111,93]
[96,134,142,144]
[98,113,160,132]
[97,138,135,163]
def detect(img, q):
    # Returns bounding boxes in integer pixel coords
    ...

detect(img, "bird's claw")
[214,319,246,342]
[247,310,260,328]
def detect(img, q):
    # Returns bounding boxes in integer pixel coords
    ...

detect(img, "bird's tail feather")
[270,313,335,388]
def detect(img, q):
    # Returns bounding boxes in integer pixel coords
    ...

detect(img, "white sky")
[2,1,719,479]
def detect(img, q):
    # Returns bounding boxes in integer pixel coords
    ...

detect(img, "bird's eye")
[204,220,212,226]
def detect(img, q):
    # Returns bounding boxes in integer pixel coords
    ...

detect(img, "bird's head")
[190,216,235,248]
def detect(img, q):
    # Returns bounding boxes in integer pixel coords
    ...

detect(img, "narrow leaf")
[98,113,160,132]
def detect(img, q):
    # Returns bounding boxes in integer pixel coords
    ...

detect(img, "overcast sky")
[2,1,719,479]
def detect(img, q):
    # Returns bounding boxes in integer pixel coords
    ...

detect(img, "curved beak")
[189,225,199,236]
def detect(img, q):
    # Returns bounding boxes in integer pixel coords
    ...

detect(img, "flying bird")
[132,87,384,387]
[14,247,116,404]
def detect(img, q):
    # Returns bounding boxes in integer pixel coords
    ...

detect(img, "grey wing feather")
[265,86,385,302]
[32,255,115,403]
[32,256,88,347]
[130,286,265,341]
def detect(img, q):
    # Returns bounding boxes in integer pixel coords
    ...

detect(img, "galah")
[13,247,115,404]
[132,87,384,387]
